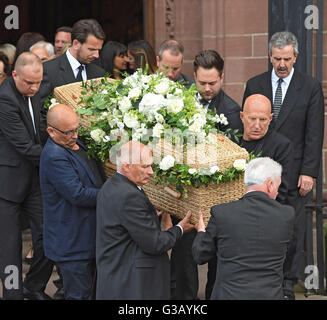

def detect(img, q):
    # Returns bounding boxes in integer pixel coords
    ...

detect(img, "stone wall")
[154,0,327,200]
[154,0,268,105]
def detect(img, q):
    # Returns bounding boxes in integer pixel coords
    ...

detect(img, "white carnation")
[188,168,197,175]
[90,128,105,143]
[233,159,247,171]
[159,155,175,171]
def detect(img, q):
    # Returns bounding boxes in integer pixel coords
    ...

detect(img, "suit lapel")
[59,54,77,84]
[15,90,36,140]
[275,70,302,130]
[66,143,98,186]
[261,72,273,103]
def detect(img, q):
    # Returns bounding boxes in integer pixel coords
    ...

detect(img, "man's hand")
[195,211,206,232]
[298,175,314,197]
[156,208,163,216]
[161,212,173,231]
[178,210,195,233]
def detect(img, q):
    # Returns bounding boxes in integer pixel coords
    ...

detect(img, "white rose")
[123,112,139,129]
[188,168,197,175]
[209,165,220,174]
[103,135,111,143]
[166,96,184,114]
[101,89,108,94]
[219,114,228,126]
[90,128,105,143]
[49,98,59,109]
[154,78,170,95]
[159,155,175,171]
[139,93,166,113]
[189,121,202,133]
[154,113,165,124]
[153,123,164,138]
[128,87,142,100]
[118,97,132,113]
[233,159,247,171]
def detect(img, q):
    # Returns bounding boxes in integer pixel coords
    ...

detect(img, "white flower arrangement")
[77,69,246,196]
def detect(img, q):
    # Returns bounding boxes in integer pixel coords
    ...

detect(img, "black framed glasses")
[48,123,79,136]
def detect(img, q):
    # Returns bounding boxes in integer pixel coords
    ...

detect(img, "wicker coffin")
[54,77,115,128]
[54,78,249,225]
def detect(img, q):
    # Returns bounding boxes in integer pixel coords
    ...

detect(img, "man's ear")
[46,127,54,138]
[156,56,160,68]
[121,163,130,173]
[220,72,224,82]
[71,39,81,50]
[240,111,244,122]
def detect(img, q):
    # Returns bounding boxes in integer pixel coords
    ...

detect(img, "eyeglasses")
[48,123,79,136]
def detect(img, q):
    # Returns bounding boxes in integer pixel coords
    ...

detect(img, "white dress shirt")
[66,49,87,81]
[27,97,36,134]
[271,67,294,104]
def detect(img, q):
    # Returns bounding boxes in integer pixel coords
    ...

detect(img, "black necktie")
[273,78,283,120]
[199,97,209,107]
[76,64,84,82]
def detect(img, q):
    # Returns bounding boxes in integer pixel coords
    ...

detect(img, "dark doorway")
[1,0,144,46]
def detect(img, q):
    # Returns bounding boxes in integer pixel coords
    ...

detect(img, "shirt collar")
[271,67,294,86]
[66,48,82,72]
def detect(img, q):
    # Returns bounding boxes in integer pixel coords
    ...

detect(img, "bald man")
[40,104,105,300]
[96,141,194,300]
[0,52,54,300]
[205,94,294,299]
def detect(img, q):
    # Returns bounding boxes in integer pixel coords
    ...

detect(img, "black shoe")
[283,294,295,300]
[53,287,65,300]
[24,257,33,265]
[23,287,52,300]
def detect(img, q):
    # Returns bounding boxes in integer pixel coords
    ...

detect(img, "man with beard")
[39,19,106,104]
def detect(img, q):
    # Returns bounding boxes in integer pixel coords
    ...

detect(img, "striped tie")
[273,78,283,120]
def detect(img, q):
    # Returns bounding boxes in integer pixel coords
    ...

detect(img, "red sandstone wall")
[154,0,327,200]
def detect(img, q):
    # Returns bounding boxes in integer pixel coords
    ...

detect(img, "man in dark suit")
[0,52,54,300]
[39,18,106,104]
[96,141,194,300]
[156,39,194,88]
[194,50,243,133]
[40,104,105,299]
[180,50,243,300]
[193,157,295,300]
[205,93,293,299]
[242,31,324,299]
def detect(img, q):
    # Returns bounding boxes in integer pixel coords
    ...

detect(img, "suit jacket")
[209,90,243,132]
[39,52,106,103]
[0,77,43,202]
[40,137,101,262]
[176,72,195,88]
[240,128,293,202]
[192,191,295,300]
[243,70,324,187]
[96,172,183,300]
